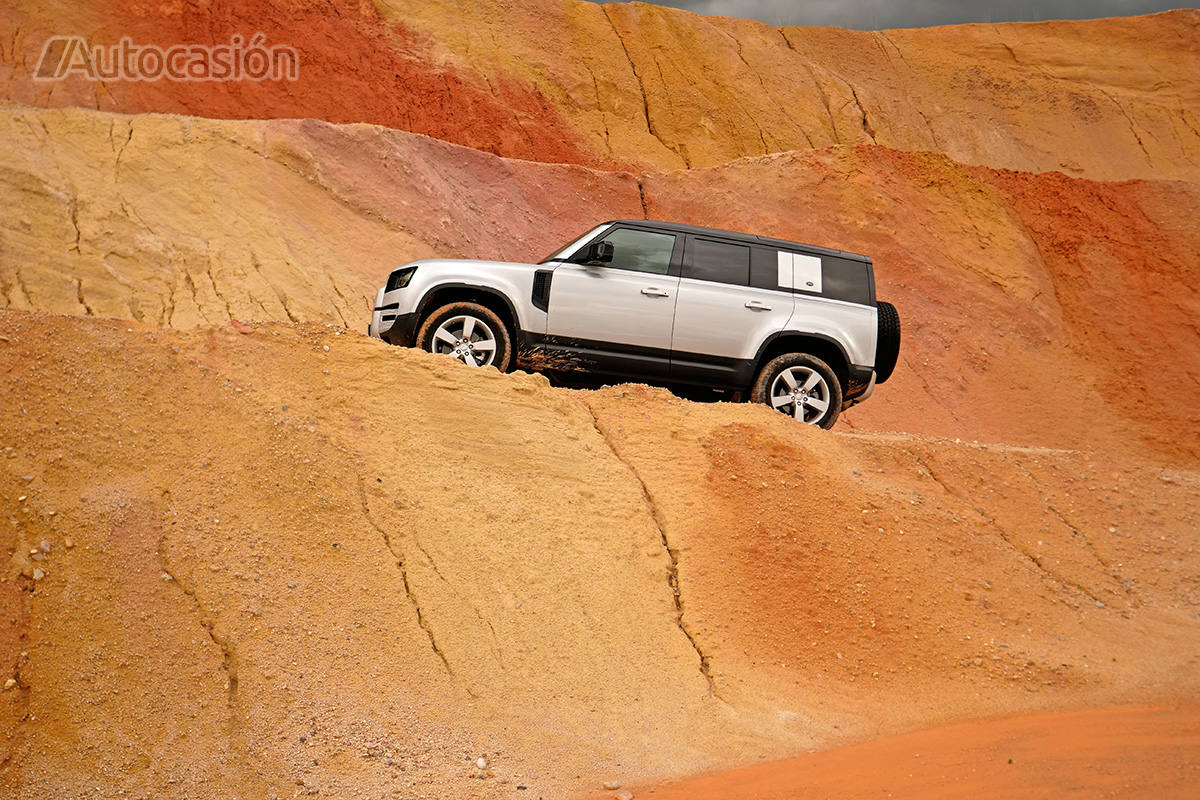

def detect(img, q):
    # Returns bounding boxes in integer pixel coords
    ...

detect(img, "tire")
[415,302,513,371]
[875,300,901,384]
[751,353,843,429]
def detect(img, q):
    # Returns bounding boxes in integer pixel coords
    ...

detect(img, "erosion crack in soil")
[354,473,454,677]
[584,400,724,700]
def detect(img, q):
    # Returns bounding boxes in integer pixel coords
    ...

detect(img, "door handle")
[745,300,772,311]
[641,287,671,297]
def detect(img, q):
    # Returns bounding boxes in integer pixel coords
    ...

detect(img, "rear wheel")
[416,302,513,371]
[751,353,842,429]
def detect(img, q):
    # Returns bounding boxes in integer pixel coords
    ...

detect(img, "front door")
[545,226,682,379]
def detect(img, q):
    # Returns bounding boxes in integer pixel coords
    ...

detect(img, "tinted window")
[750,245,783,290]
[684,238,750,286]
[821,256,874,306]
[594,228,676,275]
[750,246,874,305]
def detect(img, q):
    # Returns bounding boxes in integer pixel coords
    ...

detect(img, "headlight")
[386,266,418,292]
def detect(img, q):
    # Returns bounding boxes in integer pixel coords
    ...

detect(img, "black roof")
[605,219,871,263]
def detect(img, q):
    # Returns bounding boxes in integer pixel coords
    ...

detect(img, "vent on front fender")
[532,269,553,312]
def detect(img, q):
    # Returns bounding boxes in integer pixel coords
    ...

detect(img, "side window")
[821,256,874,305]
[683,238,750,286]
[595,228,676,275]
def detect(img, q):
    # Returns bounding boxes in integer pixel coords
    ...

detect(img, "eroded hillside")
[1,2,1199,797]
[3,103,1198,462]
[2,312,1198,798]
[3,2,1199,179]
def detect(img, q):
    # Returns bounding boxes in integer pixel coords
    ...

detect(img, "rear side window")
[599,228,676,275]
[821,256,874,306]
[750,245,782,290]
[683,238,750,286]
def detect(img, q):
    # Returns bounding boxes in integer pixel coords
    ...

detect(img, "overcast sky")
[598,1,1191,29]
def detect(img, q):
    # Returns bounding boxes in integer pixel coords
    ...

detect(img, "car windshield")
[539,224,611,264]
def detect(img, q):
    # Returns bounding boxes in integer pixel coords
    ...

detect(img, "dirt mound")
[2,311,1198,797]
[4,103,1198,462]
[3,2,1198,178]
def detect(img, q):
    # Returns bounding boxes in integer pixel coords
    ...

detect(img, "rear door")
[545,226,682,379]
[670,236,795,386]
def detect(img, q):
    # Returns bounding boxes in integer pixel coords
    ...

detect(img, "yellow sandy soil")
[2,311,1196,798]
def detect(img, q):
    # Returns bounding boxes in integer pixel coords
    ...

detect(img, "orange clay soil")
[2,311,1198,798]
[3,2,1198,179]
[1,3,1198,797]
[611,705,1200,800]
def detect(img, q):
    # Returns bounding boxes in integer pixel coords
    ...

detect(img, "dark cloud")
[596,0,1190,29]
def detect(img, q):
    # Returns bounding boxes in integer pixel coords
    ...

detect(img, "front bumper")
[374,311,419,347]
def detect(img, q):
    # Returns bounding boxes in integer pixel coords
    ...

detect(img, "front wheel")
[415,302,513,371]
[751,353,843,429]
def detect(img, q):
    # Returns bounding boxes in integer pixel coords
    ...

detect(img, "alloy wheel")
[769,366,831,424]
[431,315,498,367]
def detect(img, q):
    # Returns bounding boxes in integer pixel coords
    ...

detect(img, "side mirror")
[580,240,614,264]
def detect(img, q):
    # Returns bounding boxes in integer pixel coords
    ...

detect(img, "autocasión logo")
[33,33,300,82]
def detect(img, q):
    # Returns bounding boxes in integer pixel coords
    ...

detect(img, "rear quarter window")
[820,256,874,306]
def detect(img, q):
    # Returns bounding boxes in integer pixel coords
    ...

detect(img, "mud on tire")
[416,301,513,371]
[751,352,843,429]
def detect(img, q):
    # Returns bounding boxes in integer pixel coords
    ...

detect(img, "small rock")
[31,552,43,562]
[161,572,173,581]
[322,345,330,352]
[17,495,26,503]
[3,678,15,690]
[476,757,487,770]
[39,540,51,553]
[32,568,44,581]
[614,791,634,800]
[603,781,621,791]
[64,538,74,548]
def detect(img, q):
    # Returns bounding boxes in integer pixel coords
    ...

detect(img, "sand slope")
[0,3,1198,797]
[3,2,1198,178]
[2,311,1197,797]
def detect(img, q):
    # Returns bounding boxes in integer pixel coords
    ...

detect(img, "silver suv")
[368,220,900,428]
